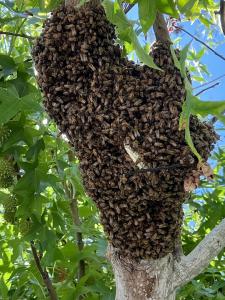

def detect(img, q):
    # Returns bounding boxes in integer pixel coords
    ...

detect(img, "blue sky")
[198,43,225,101]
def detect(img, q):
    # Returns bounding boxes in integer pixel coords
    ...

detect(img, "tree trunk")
[108,246,177,300]
[107,217,225,299]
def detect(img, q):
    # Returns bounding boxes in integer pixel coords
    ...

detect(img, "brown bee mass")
[32,0,218,259]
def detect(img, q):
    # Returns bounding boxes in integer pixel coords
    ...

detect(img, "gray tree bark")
[108,218,225,300]
[108,246,176,300]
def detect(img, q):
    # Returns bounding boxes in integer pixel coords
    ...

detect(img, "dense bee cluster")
[32,0,218,259]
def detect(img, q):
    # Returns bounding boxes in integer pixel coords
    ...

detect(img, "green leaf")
[0,54,17,77]
[190,96,225,118]
[199,15,214,27]
[102,0,130,34]
[103,0,160,69]
[185,116,202,161]
[26,138,45,161]
[131,32,161,70]
[196,48,205,60]
[170,45,181,70]
[0,88,42,125]
[14,170,37,196]
[170,44,202,160]
[0,279,8,299]
[138,0,157,34]
[177,0,197,13]
[192,75,205,82]
[123,0,137,3]
[79,205,94,218]
[179,42,192,78]
[183,91,202,161]
[20,93,43,113]
[0,88,21,125]
[156,0,179,17]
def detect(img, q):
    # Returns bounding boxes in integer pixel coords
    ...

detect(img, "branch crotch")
[109,247,176,300]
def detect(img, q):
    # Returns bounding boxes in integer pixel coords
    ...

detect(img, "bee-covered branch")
[153,13,171,42]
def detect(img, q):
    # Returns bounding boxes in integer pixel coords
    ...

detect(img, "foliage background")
[0,0,224,299]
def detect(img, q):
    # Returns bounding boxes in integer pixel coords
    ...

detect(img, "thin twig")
[193,72,225,90]
[194,82,220,96]
[175,26,225,62]
[30,241,58,300]
[0,31,35,40]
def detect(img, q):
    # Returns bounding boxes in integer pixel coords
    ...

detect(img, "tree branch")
[173,218,225,289]
[30,241,58,300]
[70,195,85,279]
[194,82,220,96]
[175,26,225,62]
[66,151,85,281]
[153,13,171,42]
[220,0,225,35]
[0,31,35,40]
[193,72,225,90]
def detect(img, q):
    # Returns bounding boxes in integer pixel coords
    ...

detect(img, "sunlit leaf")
[0,54,17,77]
[157,0,179,17]
[138,0,157,34]
[103,0,160,69]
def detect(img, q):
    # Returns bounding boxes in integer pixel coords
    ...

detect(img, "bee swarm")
[32,0,218,259]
